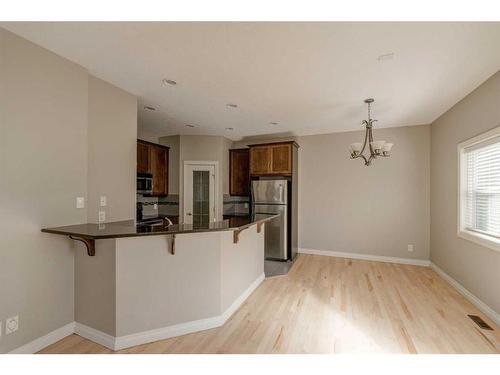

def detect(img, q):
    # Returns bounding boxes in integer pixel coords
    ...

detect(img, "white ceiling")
[2,22,500,140]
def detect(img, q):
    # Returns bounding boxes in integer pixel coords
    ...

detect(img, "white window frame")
[457,125,500,252]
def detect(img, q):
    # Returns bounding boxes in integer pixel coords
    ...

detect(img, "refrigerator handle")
[279,184,283,203]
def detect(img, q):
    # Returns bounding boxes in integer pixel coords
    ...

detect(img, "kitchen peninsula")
[41,215,276,350]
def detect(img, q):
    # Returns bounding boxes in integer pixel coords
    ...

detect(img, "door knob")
[186,212,192,216]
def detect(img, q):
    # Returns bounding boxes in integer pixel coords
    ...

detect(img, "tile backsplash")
[137,194,179,218]
[137,195,159,217]
[138,194,247,218]
[223,194,249,216]
[158,194,179,216]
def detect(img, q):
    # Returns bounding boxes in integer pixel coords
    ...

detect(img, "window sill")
[458,229,500,253]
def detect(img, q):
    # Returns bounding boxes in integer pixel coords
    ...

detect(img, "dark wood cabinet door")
[270,144,292,175]
[137,141,150,173]
[229,149,250,196]
[150,146,169,196]
[249,146,271,176]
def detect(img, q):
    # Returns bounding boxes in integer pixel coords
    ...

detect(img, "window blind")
[464,137,500,238]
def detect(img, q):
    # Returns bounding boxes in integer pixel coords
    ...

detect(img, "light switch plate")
[6,315,18,334]
[76,197,85,209]
[407,244,414,252]
[100,196,107,207]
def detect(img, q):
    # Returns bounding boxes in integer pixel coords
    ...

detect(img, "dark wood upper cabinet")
[229,148,250,196]
[249,141,298,176]
[137,139,169,196]
[249,146,272,175]
[137,141,150,174]
[270,144,292,174]
[150,146,168,196]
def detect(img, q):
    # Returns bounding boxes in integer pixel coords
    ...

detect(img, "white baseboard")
[114,315,222,351]
[430,262,500,327]
[8,272,265,353]
[8,322,75,354]
[299,248,431,267]
[114,272,265,350]
[74,322,116,351]
[220,272,265,322]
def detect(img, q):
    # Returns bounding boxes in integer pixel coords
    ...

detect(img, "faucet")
[163,217,173,227]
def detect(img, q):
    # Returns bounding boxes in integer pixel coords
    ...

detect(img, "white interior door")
[183,163,216,225]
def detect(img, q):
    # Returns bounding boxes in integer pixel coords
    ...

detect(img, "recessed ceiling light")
[225,127,234,130]
[269,122,279,125]
[377,52,394,61]
[226,103,238,108]
[144,106,156,111]
[185,124,195,128]
[162,78,177,86]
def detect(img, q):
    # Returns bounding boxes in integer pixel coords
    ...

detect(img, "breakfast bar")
[41,215,277,350]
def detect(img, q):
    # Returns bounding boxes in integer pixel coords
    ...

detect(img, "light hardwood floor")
[40,254,499,354]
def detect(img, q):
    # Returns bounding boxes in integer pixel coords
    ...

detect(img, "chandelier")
[349,98,393,166]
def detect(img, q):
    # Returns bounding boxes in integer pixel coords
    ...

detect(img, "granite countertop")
[222,213,251,218]
[41,214,277,240]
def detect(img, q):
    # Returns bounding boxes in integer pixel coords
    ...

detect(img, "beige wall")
[431,71,500,314]
[87,76,137,223]
[75,240,117,336]
[75,229,264,338]
[115,234,222,336]
[0,29,88,353]
[0,28,137,353]
[298,125,431,261]
[220,229,264,311]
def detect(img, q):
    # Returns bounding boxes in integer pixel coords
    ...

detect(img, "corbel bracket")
[233,222,265,244]
[170,234,176,255]
[69,236,95,256]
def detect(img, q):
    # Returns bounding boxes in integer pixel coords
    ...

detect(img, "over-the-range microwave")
[137,173,153,194]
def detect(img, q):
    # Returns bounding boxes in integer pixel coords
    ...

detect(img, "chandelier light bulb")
[370,140,386,153]
[382,143,393,152]
[350,142,363,155]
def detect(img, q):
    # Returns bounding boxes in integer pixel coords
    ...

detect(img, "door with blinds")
[183,163,216,226]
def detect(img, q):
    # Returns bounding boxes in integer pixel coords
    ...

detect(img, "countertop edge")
[41,215,278,240]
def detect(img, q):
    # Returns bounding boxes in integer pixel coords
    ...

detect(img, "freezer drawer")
[254,204,287,260]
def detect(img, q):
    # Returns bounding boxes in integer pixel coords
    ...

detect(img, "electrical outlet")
[153,203,158,210]
[407,244,414,252]
[6,316,18,334]
[100,196,107,207]
[98,211,106,223]
[244,203,249,209]
[76,197,85,209]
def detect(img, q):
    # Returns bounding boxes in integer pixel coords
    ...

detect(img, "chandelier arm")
[368,124,374,156]
[359,126,369,155]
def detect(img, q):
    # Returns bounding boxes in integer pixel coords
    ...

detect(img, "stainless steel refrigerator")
[252,179,296,261]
